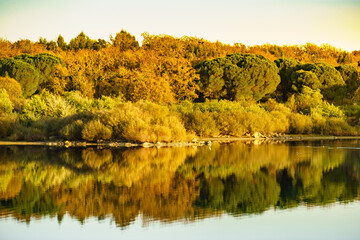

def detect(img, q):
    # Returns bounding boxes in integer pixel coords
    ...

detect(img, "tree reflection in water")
[0,140,359,228]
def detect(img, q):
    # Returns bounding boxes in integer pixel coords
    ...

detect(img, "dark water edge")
[0,140,360,239]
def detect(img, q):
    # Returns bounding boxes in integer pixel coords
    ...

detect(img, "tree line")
[0,31,360,141]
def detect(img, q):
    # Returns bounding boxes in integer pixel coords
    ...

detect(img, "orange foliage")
[1,32,359,102]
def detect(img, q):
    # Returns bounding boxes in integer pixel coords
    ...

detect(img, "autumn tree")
[62,50,97,98]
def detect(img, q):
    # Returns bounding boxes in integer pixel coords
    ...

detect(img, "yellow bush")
[289,113,313,134]
[0,76,22,102]
[185,110,219,137]
[82,119,112,141]
[214,112,246,136]
[270,111,289,133]
[0,89,13,115]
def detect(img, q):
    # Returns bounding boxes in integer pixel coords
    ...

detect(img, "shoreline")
[1,135,360,148]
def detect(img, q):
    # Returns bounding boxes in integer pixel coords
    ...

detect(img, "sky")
[0,0,359,51]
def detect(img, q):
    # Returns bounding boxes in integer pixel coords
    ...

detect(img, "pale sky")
[0,0,359,51]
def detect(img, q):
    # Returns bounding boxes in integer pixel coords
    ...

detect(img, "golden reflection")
[0,141,359,227]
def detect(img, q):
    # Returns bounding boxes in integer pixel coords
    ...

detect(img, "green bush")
[60,120,85,140]
[0,115,17,139]
[311,112,326,135]
[176,99,290,136]
[0,89,13,115]
[270,111,289,133]
[21,94,48,121]
[323,118,356,136]
[93,96,117,110]
[9,124,47,141]
[64,91,93,112]
[187,110,219,137]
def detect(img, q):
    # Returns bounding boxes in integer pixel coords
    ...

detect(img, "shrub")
[21,94,47,121]
[45,94,75,118]
[323,118,356,136]
[0,115,17,139]
[311,102,344,119]
[0,76,22,102]
[64,91,93,112]
[82,119,112,141]
[9,124,47,141]
[0,89,13,115]
[93,95,117,110]
[311,112,326,135]
[213,112,246,136]
[60,120,85,140]
[289,113,313,134]
[98,101,188,142]
[188,110,219,137]
[270,111,289,133]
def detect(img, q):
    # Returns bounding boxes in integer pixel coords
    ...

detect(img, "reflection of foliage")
[0,141,359,226]
[0,182,58,221]
[196,172,280,215]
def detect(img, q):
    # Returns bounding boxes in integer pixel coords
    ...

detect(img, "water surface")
[1,140,359,239]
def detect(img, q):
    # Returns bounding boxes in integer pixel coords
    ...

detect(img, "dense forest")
[0,31,360,142]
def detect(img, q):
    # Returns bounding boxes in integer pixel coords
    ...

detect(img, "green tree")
[195,54,280,101]
[274,58,301,100]
[295,63,345,102]
[291,69,321,92]
[110,30,139,51]
[13,53,65,92]
[335,64,359,96]
[276,60,346,103]
[93,39,108,50]
[68,32,96,50]
[0,58,40,97]
[57,35,67,50]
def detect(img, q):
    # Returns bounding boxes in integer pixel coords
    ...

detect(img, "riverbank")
[1,135,360,148]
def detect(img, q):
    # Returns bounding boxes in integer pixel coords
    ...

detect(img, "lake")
[1,140,360,239]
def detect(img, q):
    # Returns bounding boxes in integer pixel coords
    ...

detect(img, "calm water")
[1,140,360,239]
